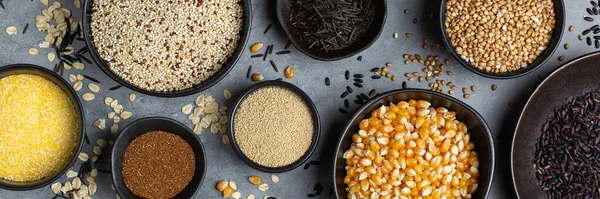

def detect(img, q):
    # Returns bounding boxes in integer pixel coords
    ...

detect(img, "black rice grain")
[269,60,279,72]
[263,24,272,34]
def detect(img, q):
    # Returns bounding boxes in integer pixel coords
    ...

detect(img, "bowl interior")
[439,0,565,78]
[111,117,206,199]
[82,0,251,97]
[511,52,600,199]
[333,89,495,198]
[228,80,321,173]
[0,64,84,190]
[276,0,387,61]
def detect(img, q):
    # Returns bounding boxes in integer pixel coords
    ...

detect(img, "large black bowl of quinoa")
[82,0,251,97]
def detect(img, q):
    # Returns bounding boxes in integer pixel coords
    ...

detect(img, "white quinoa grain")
[91,0,243,92]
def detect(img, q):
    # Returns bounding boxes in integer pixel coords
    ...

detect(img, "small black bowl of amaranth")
[228,80,321,173]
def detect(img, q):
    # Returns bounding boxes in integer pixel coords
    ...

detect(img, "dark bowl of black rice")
[82,0,251,97]
[333,88,495,199]
[512,52,600,199]
[439,0,565,79]
[276,0,387,61]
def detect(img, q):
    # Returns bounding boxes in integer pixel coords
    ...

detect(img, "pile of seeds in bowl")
[534,89,600,198]
[342,100,479,198]
[444,0,556,73]
[234,86,314,168]
[122,131,195,199]
[91,0,243,92]
[289,0,375,52]
[0,74,81,182]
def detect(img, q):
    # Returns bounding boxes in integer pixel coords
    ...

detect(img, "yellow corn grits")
[0,74,80,182]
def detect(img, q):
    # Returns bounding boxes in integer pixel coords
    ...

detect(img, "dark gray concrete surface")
[0,0,595,198]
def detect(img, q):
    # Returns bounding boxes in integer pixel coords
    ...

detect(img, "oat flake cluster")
[445,0,555,73]
[91,0,243,92]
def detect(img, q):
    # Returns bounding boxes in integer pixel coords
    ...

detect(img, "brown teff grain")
[445,0,555,73]
[234,86,314,167]
[122,131,195,199]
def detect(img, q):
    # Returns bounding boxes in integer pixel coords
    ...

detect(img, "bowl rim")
[227,80,321,173]
[275,0,388,61]
[438,0,565,79]
[510,51,600,199]
[0,64,86,191]
[332,88,495,198]
[81,0,252,97]
[111,116,207,199]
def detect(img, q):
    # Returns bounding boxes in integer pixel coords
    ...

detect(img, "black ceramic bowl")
[82,0,251,97]
[439,0,565,79]
[276,0,387,61]
[111,117,206,199]
[333,89,495,199]
[227,80,321,173]
[0,64,85,191]
[511,52,600,199]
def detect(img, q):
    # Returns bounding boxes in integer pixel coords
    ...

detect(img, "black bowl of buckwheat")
[440,0,565,79]
[83,0,251,97]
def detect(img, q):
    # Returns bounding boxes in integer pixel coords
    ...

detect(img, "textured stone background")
[0,0,595,198]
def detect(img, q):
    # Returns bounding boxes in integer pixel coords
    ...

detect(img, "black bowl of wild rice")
[82,0,251,97]
[276,0,387,61]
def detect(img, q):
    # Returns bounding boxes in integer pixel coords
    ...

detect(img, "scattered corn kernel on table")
[0,0,594,198]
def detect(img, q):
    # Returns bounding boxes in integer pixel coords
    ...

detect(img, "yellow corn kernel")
[216,180,228,192]
[223,186,234,197]
[248,176,262,186]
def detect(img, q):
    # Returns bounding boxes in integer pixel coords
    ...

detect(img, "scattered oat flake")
[129,93,136,102]
[182,104,193,115]
[91,156,99,163]
[73,62,85,70]
[247,195,255,199]
[271,174,279,183]
[120,111,133,120]
[110,123,119,134]
[5,26,17,35]
[221,133,229,144]
[88,83,100,93]
[28,48,39,55]
[104,97,113,106]
[224,89,232,99]
[82,93,95,101]
[74,0,81,8]
[97,139,107,149]
[66,170,78,178]
[90,169,98,177]
[48,52,56,62]
[69,74,77,83]
[93,146,102,155]
[108,112,116,119]
[73,81,83,91]
[78,153,89,161]
[51,182,62,194]
[89,182,97,195]
[193,124,203,134]
[72,177,82,189]
[40,0,49,6]
[258,184,269,192]
[113,116,121,123]
[86,175,95,183]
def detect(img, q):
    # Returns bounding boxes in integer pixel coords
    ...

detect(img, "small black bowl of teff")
[440,0,565,79]
[111,117,206,199]
[227,80,321,173]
